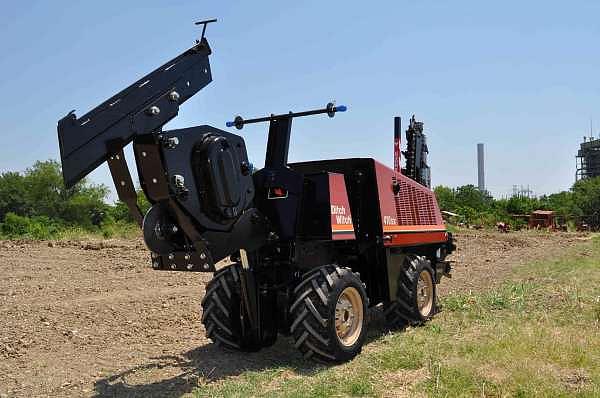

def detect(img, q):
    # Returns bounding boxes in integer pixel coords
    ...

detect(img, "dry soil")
[0,230,589,397]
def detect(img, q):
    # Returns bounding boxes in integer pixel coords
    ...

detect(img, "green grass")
[0,220,140,241]
[190,235,600,397]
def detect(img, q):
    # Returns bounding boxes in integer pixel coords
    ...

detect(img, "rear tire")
[385,255,436,329]
[290,265,368,363]
[201,263,259,351]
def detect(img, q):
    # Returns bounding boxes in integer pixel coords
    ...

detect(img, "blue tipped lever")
[225,102,347,130]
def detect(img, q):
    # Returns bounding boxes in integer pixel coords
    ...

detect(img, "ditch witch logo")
[383,215,398,225]
[331,205,352,225]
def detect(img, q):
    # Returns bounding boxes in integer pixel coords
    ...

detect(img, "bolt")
[184,254,190,260]
[115,154,120,160]
[147,106,160,116]
[203,263,210,270]
[186,264,194,270]
[152,178,158,184]
[172,174,185,187]
[152,261,159,268]
[120,181,125,186]
[165,137,179,149]
[169,91,180,102]
[200,253,206,260]
[171,225,179,233]
[141,151,147,157]
[170,263,177,270]
[240,162,250,176]
[168,253,175,260]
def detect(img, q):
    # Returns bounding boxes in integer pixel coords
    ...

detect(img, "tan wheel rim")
[417,270,434,316]
[335,287,364,347]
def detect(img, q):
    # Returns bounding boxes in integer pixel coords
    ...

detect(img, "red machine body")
[293,158,448,250]
[373,160,447,247]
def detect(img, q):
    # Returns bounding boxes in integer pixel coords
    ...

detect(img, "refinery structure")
[576,136,600,181]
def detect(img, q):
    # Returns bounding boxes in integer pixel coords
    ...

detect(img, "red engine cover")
[373,160,447,247]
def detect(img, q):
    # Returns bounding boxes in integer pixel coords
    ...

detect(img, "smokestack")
[477,143,485,192]
[394,117,401,173]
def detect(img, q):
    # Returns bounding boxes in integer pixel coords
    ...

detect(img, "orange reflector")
[268,187,288,199]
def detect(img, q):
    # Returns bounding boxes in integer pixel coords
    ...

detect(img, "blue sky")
[0,1,598,199]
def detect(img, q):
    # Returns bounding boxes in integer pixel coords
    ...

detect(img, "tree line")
[0,160,599,238]
[434,178,600,228]
[0,160,148,239]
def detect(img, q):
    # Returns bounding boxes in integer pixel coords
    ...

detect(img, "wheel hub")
[416,270,434,316]
[335,287,364,347]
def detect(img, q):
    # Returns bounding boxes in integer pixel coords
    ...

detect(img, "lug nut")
[168,253,174,260]
[184,254,190,260]
[200,253,206,260]
[170,263,177,269]
[187,264,194,270]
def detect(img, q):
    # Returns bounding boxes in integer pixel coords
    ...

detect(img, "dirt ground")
[0,230,591,397]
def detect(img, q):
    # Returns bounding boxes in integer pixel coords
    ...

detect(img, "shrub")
[0,213,61,239]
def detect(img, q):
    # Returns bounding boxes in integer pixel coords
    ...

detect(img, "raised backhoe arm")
[57,37,213,189]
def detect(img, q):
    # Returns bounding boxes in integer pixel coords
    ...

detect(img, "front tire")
[201,263,259,351]
[385,255,436,329]
[290,265,368,363]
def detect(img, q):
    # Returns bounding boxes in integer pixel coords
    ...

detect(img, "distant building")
[576,137,600,181]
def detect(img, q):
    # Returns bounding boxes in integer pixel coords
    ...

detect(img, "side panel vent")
[392,176,437,225]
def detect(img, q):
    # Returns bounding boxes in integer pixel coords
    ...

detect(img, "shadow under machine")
[57,21,455,362]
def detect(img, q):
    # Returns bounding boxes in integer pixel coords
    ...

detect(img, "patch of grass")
[192,237,600,397]
[0,219,140,241]
[423,361,499,397]
[370,333,426,371]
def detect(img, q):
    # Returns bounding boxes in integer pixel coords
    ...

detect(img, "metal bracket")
[107,148,143,226]
[238,249,261,347]
[195,18,217,42]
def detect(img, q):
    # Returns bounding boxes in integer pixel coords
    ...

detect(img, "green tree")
[108,191,151,223]
[572,176,600,217]
[503,196,540,215]
[0,160,109,227]
[24,160,109,226]
[454,185,490,211]
[539,191,577,218]
[434,185,456,211]
[0,172,30,220]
